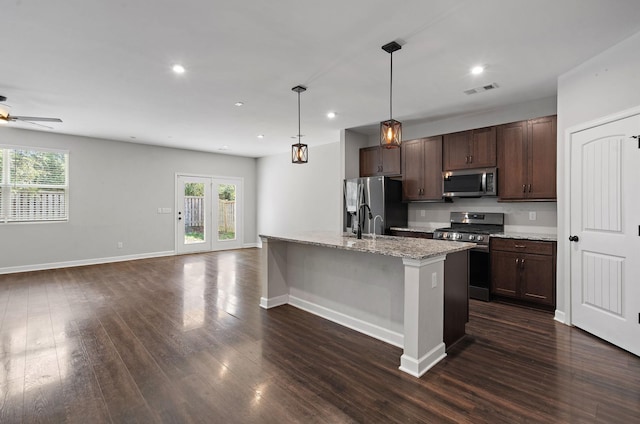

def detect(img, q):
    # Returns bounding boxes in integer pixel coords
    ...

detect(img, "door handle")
[569,235,579,242]
[522,184,526,193]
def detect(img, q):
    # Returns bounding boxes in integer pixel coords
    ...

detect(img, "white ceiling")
[2,0,640,158]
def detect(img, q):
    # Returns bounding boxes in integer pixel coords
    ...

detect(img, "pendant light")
[380,41,402,149]
[291,85,308,164]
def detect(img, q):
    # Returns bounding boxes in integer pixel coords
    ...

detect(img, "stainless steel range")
[434,212,504,301]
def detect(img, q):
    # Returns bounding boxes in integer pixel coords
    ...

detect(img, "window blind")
[0,147,68,223]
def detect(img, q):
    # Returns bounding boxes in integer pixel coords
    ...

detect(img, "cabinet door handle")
[528,184,532,192]
[522,184,526,193]
[469,155,473,164]
[514,244,527,248]
[465,156,469,164]
[515,258,519,265]
[521,259,525,269]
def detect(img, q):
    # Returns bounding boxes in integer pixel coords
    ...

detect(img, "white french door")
[569,113,640,356]
[212,177,242,251]
[176,175,243,254]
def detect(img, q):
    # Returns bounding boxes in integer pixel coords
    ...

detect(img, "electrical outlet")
[117,242,123,249]
[420,210,426,217]
[529,211,537,221]
[431,272,437,288]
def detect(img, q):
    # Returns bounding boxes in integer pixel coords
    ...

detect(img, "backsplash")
[408,198,557,234]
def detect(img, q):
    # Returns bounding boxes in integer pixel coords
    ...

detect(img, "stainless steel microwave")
[442,167,497,197]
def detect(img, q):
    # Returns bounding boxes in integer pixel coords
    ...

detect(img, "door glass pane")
[217,184,236,241]
[184,182,205,244]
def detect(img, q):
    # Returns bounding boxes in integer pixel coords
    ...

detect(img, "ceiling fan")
[0,95,62,128]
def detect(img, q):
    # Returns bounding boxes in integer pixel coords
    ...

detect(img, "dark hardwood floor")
[0,249,638,423]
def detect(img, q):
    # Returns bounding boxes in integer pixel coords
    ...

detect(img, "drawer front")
[490,238,554,255]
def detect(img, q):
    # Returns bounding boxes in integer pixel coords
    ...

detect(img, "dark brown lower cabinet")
[490,238,556,308]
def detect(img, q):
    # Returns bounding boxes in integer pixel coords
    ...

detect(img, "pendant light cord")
[389,52,393,120]
[298,90,301,144]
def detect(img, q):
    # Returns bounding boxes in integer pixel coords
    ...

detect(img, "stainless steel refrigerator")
[343,176,407,236]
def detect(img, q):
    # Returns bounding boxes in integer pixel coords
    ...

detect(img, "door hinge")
[638,312,640,324]
[632,135,640,148]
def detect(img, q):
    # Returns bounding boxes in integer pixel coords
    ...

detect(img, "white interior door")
[177,175,212,254]
[570,113,640,356]
[212,177,243,251]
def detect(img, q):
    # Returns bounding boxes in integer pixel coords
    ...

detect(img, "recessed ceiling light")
[471,65,484,75]
[327,112,336,119]
[172,64,186,74]
[257,134,264,139]
[234,102,244,107]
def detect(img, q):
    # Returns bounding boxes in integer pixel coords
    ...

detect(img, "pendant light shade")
[291,85,308,164]
[380,41,402,149]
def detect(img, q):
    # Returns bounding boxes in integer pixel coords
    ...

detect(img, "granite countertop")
[390,226,557,242]
[389,226,439,233]
[491,232,557,242]
[259,231,475,260]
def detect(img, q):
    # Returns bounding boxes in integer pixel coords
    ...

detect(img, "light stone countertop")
[391,226,557,242]
[491,232,557,242]
[259,231,475,260]
[390,226,439,233]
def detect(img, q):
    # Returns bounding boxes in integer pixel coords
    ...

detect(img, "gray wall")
[256,142,342,237]
[0,128,257,272]
[556,30,640,320]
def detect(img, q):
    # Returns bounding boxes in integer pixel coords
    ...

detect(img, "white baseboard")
[243,242,260,248]
[0,251,175,275]
[260,295,289,309]
[399,343,447,378]
[554,310,567,324]
[288,295,404,348]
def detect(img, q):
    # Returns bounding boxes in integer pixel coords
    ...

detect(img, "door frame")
[562,104,640,326]
[175,173,244,254]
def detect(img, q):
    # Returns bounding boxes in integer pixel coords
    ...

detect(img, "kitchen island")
[259,232,474,377]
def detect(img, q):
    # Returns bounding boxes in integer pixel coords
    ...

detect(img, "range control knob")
[454,234,462,240]
[468,235,476,241]
[477,236,484,241]
[444,233,450,239]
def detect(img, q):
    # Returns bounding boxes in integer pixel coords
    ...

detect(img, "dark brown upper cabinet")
[443,127,497,171]
[401,136,443,201]
[359,146,401,177]
[497,115,557,201]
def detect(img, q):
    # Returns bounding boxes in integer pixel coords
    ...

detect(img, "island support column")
[259,237,289,309]
[400,255,447,377]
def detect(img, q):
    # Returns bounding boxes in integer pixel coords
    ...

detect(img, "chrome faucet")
[372,215,384,240]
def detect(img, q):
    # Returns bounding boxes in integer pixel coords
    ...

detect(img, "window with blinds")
[0,146,69,223]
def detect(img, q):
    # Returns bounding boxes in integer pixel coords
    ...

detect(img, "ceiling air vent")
[464,83,499,95]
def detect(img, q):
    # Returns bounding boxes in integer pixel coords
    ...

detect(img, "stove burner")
[433,212,504,245]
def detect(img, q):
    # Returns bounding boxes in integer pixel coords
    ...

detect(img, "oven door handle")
[471,244,489,252]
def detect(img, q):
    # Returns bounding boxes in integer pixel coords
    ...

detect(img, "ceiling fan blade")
[18,120,54,130]
[10,115,62,123]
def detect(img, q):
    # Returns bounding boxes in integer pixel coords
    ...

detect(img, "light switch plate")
[529,211,537,221]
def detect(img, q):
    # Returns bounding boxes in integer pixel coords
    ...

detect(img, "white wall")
[0,128,257,272]
[256,142,341,236]
[556,30,640,321]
